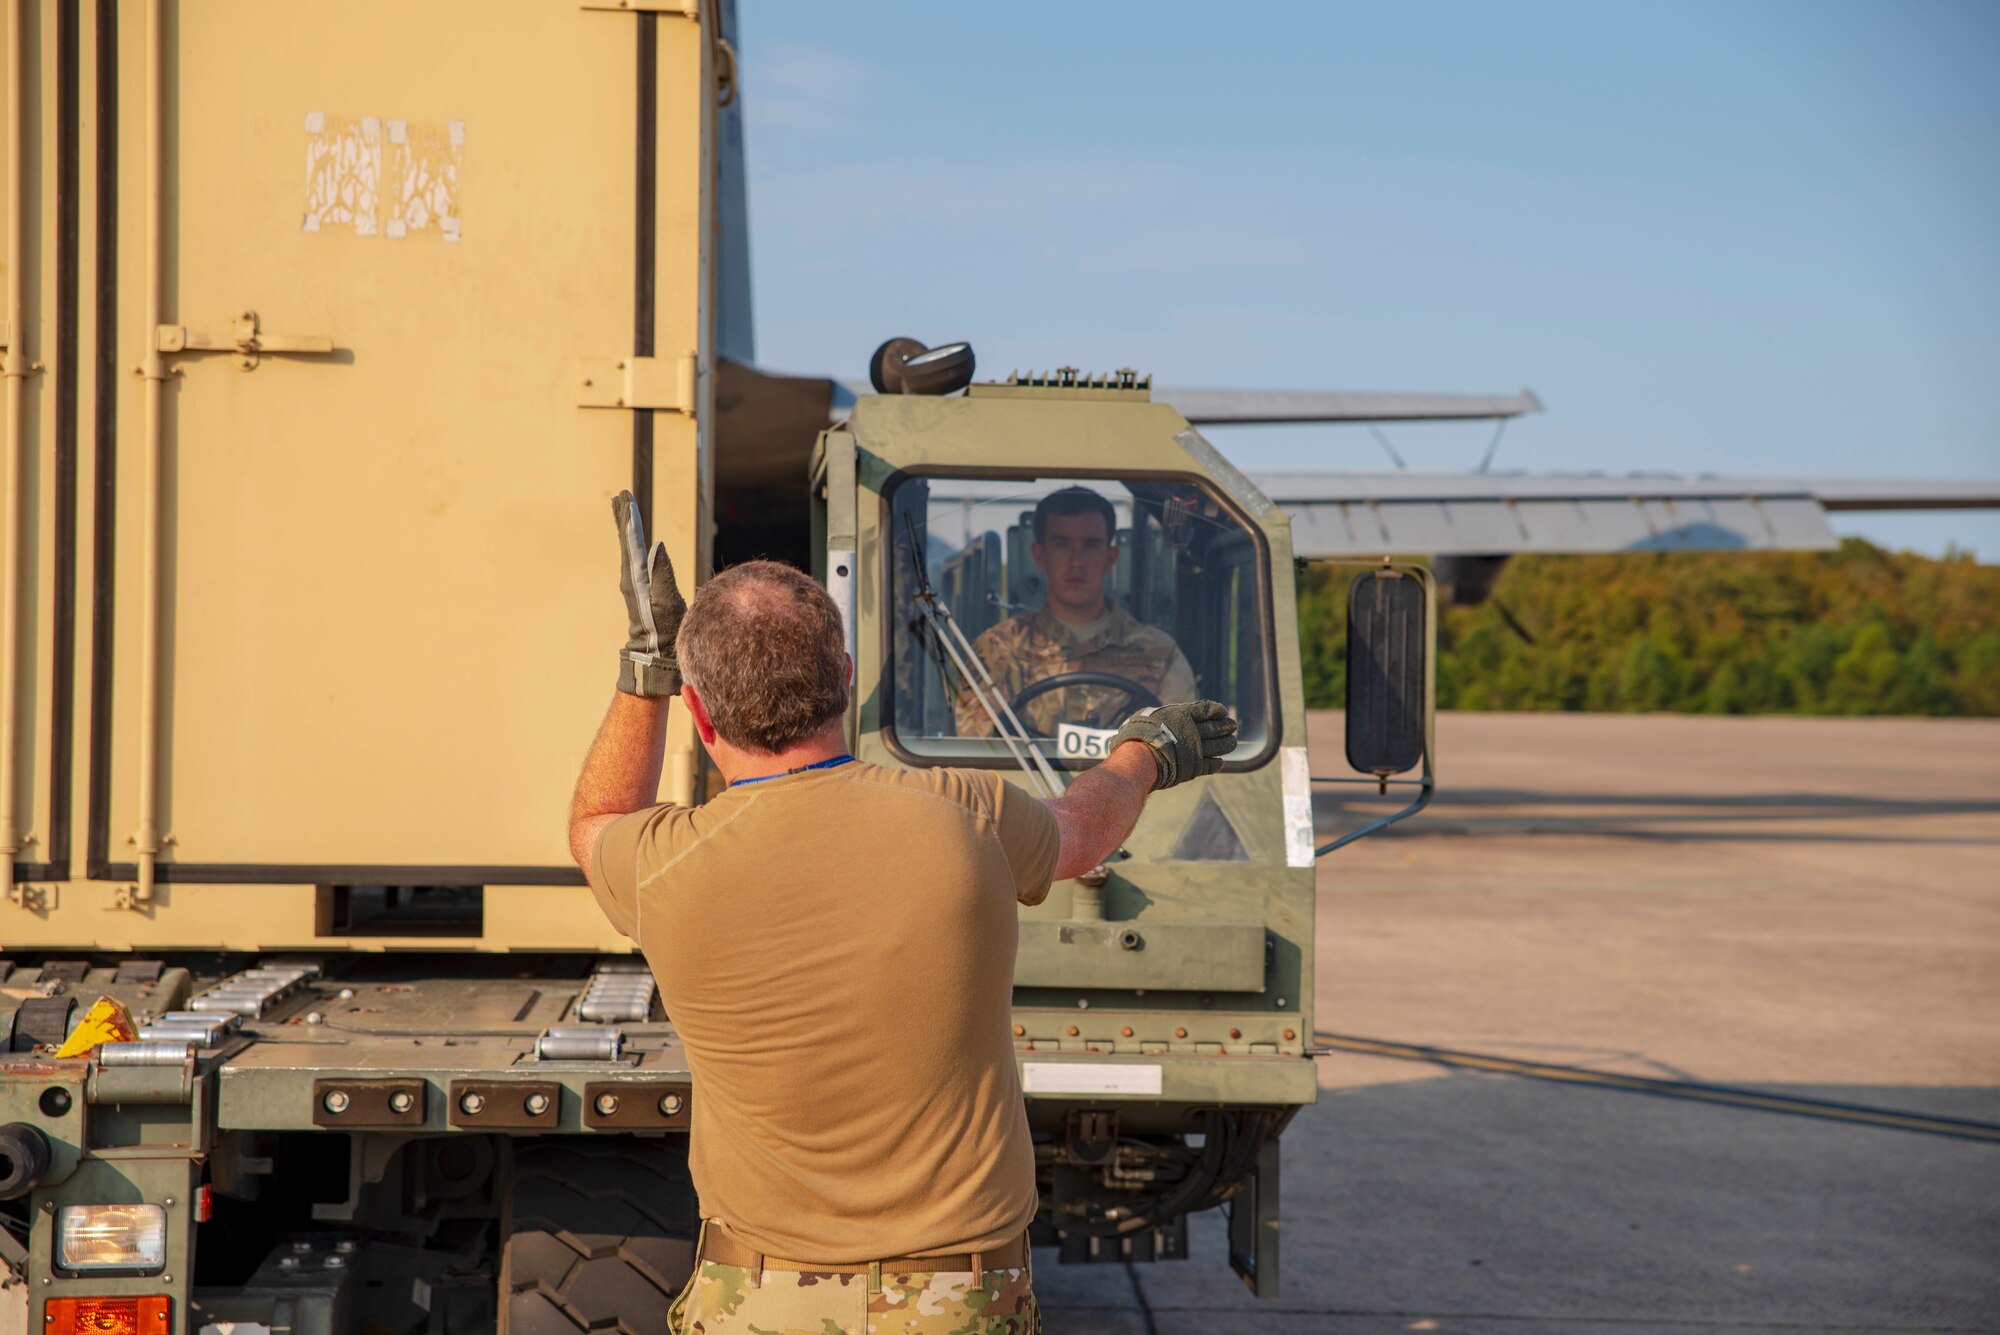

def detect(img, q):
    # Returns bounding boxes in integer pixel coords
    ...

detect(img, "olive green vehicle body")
[0,3,1421,1332]
[821,387,1319,1112]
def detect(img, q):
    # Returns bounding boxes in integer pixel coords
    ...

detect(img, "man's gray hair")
[675,560,848,753]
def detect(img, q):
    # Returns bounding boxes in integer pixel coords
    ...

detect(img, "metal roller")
[535,1026,623,1062]
[189,994,268,1016]
[138,1021,228,1046]
[578,967,657,1024]
[98,1040,195,1067]
[156,1010,239,1032]
[187,964,317,1018]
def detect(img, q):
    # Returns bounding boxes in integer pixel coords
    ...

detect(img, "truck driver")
[954,485,1198,739]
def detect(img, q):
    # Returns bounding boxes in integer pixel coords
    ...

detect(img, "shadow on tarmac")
[1312,787,2000,846]
[1038,1064,2000,1334]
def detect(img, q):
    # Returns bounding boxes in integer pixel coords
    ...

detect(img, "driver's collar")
[1031,599,1135,653]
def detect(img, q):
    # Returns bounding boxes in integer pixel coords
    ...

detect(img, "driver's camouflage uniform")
[956,604,1197,737]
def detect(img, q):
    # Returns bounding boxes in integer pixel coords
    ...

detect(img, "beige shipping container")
[2,0,731,951]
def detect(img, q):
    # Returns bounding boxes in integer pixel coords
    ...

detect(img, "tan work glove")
[613,491,687,697]
[1109,701,1239,790]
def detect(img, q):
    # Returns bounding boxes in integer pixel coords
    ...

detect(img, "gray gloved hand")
[613,490,687,697]
[1109,700,1239,790]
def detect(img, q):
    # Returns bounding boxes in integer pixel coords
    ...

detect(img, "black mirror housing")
[1345,569,1429,777]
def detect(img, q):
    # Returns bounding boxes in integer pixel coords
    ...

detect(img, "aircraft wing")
[1789,479,2000,511]
[1248,469,2000,559]
[1156,387,1543,424]
[1249,470,2000,558]
[711,355,2000,559]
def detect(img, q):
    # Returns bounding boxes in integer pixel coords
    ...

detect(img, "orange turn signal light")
[43,1296,171,1335]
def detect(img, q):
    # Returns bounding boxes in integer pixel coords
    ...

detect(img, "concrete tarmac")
[1038,712,2000,1334]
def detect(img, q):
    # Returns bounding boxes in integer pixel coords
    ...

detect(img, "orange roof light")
[43,1297,171,1335]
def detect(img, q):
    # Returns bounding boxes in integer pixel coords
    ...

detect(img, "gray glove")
[1109,701,1239,790]
[613,491,687,697]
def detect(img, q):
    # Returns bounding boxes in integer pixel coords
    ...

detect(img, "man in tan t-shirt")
[568,492,1237,1335]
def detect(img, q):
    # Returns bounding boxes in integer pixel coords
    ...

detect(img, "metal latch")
[580,0,700,15]
[577,354,698,414]
[156,309,336,371]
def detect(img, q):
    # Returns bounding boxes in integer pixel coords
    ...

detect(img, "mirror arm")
[1314,775,1434,858]
[1311,776,1429,787]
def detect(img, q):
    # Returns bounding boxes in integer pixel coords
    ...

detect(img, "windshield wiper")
[904,513,1065,798]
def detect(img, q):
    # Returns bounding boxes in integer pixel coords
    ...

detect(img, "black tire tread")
[501,1139,698,1335]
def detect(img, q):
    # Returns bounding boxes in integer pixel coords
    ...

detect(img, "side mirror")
[1345,568,1429,777]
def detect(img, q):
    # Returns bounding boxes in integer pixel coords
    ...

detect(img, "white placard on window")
[1055,723,1120,761]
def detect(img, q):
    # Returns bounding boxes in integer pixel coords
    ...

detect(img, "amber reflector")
[43,1297,171,1335]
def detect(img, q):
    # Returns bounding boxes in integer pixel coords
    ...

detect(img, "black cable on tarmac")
[1314,1032,2000,1144]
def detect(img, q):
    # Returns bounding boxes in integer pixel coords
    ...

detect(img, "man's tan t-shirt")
[586,760,1060,1263]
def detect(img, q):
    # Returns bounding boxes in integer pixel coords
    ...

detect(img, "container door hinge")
[577,354,698,414]
[0,320,44,378]
[581,0,700,17]
[6,883,54,911]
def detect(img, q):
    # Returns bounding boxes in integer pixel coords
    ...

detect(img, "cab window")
[887,473,1275,768]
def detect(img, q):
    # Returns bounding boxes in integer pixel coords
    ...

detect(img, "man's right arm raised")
[1042,700,1239,879]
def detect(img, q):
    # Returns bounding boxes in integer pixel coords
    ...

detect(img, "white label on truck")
[1282,746,1313,867]
[1056,723,1118,760]
[1022,1062,1163,1096]
[826,549,857,668]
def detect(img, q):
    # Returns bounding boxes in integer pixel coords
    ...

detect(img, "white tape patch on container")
[1021,1063,1163,1096]
[302,112,463,242]
[1281,745,1313,867]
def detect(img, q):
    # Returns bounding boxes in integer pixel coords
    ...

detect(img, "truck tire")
[501,1139,699,1335]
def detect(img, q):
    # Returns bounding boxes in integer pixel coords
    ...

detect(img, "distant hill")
[1296,539,2000,716]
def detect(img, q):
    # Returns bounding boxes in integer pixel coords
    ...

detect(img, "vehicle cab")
[811,370,1316,1287]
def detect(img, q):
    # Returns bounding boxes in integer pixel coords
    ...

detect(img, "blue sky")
[736,0,2000,559]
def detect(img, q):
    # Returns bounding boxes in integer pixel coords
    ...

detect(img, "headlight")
[56,1204,167,1271]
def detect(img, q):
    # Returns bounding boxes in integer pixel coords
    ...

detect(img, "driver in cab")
[956,486,1197,739]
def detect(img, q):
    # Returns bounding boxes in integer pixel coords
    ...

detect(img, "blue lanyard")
[729,754,856,787]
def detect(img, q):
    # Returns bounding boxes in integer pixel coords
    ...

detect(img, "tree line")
[1296,539,2000,715]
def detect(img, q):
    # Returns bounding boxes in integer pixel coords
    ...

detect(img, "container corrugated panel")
[5,2,724,948]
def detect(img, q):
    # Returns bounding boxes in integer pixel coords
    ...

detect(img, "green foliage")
[1296,539,2000,715]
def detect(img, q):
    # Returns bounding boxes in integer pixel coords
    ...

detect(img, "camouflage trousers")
[668,1224,1040,1334]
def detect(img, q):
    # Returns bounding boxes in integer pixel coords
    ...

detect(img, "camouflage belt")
[698,1226,1029,1275]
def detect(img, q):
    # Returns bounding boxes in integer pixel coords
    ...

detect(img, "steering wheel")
[1009,671,1163,738]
